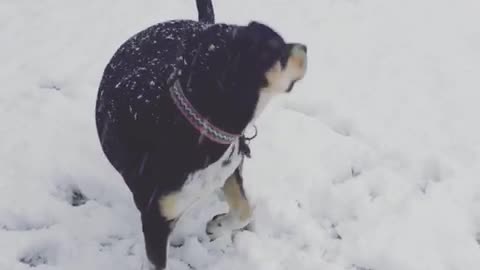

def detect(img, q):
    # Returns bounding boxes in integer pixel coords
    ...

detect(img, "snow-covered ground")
[2,0,480,269]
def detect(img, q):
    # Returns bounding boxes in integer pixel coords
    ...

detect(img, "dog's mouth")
[286,80,298,93]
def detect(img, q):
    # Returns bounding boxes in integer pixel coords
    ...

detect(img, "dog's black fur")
[95,1,305,269]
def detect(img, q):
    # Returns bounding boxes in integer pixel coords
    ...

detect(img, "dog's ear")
[234,21,277,49]
[233,23,260,50]
[244,21,266,40]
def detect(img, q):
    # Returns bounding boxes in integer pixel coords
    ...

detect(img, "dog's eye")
[260,52,270,59]
[268,62,281,73]
[279,50,289,68]
[267,39,282,50]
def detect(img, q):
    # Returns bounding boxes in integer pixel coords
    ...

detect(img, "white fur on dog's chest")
[158,140,243,220]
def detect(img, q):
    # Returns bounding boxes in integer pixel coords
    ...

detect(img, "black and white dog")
[95,0,307,269]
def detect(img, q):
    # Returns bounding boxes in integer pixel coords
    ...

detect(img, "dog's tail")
[196,0,215,24]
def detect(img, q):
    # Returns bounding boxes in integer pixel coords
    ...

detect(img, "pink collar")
[169,80,240,145]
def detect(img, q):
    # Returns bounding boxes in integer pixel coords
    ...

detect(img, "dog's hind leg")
[141,206,173,270]
[121,153,183,270]
[206,167,253,240]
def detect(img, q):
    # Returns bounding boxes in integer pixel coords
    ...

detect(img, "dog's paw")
[140,253,157,270]
[206,213,253,241]
[242,220,256,232]
[206,214,230,241]
[169,236,185,248]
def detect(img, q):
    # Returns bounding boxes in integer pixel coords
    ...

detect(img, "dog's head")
[234,21,307,94]
[231,22,307,119]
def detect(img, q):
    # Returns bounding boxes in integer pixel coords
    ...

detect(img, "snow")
[2,0,480,269]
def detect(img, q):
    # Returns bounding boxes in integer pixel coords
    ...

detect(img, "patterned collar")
[169,80,240,145]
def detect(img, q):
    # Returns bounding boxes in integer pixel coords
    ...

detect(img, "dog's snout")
[289,43,307,70]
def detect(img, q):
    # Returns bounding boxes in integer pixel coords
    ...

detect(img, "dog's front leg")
[206,167,253,240]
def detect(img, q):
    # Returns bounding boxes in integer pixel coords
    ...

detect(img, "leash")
[239,125,257,158]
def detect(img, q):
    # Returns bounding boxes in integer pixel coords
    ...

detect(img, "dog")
[95,0,307,269]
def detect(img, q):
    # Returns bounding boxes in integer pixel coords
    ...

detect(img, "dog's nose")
[290,43,307,57]
[297,44,307,53]
[290,43,307,54]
